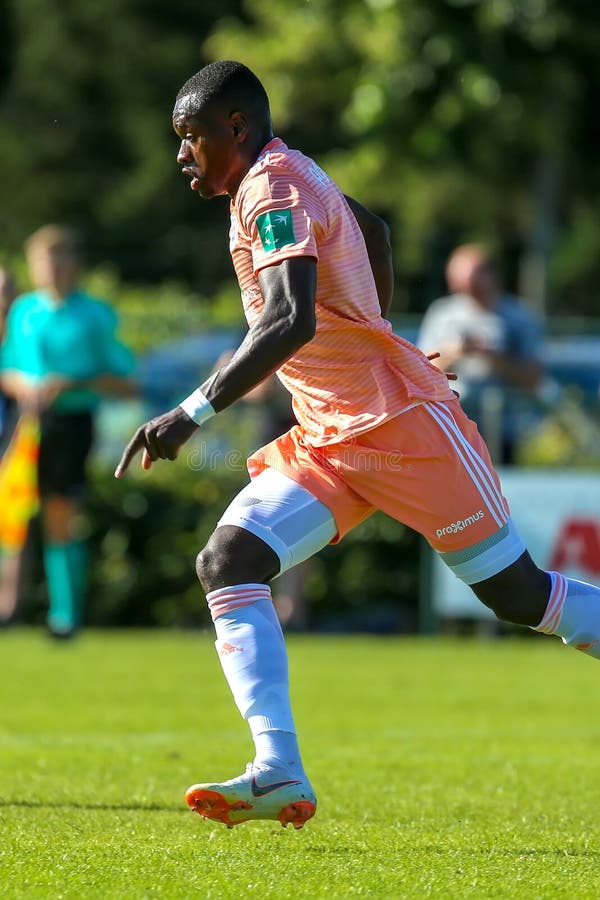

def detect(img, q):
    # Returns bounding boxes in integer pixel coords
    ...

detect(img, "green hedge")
[20,448,420,633]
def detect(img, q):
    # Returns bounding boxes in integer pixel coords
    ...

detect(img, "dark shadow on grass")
[0,799,184,813]
[503,848,600,860]
[303,843,600,860]
[304,846,371,855]
[419,845,600,860]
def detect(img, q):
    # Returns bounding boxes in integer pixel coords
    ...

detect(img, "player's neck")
[40,284,73,305]
[229,129,275,199]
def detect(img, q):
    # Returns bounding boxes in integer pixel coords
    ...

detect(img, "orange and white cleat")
[185,762,316,829]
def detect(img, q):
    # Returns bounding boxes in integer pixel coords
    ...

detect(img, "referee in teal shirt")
[0,225,136,636]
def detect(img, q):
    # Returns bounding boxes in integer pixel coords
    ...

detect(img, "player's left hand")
[114,406,199,478]
[38,375,76,410]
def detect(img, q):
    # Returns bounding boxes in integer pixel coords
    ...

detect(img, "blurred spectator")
[417,244,544,464]
[0,267,18,449]
[0,267,22,626]
[0,225,137,635]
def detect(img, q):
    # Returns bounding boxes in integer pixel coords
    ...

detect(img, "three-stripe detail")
[534,571,567,635]
[425,402,508,530]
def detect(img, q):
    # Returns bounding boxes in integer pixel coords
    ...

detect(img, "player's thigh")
[216,466,337,576]
[336,401,533,604]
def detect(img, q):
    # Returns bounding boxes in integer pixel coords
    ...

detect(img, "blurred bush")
[19,450,420,633]
[4,0,600,314]
[518,388,600,468]
[83,267,245,356]
[16,380,420,633]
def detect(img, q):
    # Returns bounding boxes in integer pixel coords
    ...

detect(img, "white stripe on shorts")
[424,402,508,529]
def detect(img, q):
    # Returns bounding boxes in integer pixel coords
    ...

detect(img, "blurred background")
[2,0,600,634]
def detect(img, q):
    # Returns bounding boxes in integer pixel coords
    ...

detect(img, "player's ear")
[230,112,248,141]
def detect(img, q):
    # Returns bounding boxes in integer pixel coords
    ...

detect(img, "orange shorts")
[248,398,511,555]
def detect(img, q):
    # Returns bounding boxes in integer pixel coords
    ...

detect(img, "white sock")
[533,571,600,658]
[207,583,305,775]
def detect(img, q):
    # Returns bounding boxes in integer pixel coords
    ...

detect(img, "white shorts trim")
[217,468,337,575]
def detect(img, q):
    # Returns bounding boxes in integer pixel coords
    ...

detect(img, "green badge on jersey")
[256,209,296,252]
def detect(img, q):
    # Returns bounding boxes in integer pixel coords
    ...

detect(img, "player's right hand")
[114,406,199,478]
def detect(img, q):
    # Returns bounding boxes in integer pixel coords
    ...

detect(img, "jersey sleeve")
[93,302,136,377]
[0,302,26,373]
[511,306,543,362]
[239,171,324,276]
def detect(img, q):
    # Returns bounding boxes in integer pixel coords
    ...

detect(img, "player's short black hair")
[175,60,271,125]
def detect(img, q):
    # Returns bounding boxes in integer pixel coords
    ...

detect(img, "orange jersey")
[230,137,453,446]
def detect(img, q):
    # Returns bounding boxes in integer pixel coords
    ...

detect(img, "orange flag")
[0,415,40,551]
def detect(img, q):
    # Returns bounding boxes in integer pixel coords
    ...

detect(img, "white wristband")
[179,388,216,426]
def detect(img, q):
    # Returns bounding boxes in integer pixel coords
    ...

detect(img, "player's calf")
[472,552,600,659]
[470,551,550,627]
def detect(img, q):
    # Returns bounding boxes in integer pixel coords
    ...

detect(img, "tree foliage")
[0,0,238,288]
[2,0,600,312]
[209,0,600,312]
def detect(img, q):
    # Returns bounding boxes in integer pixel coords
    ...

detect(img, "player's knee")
[195,546,211,591]
[195,540,228,592]
[195,525,280,593]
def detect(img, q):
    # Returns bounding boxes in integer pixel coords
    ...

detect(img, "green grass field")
[1,630,600,899]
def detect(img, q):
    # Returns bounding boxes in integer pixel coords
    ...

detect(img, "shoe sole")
[185,786,316,830]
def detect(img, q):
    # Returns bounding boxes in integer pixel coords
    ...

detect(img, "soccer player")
[1,226,137,636]
[116,61,600,830]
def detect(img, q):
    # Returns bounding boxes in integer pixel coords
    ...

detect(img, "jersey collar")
[231,137,287,208]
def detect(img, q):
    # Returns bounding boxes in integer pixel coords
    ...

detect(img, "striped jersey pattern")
[229,137,454,446]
